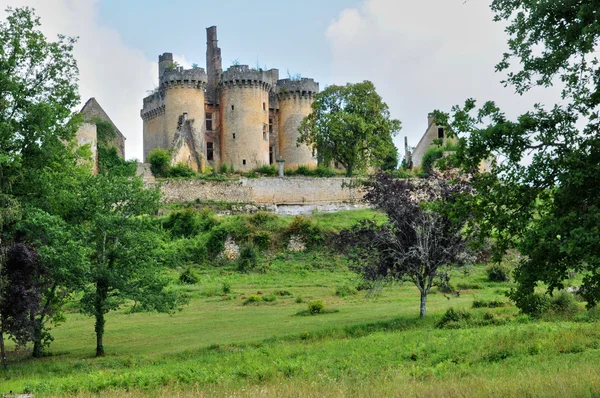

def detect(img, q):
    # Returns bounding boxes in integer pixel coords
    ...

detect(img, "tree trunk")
[95,311,105,357]
[345,164,353,177]
[0,331,7,370]
[420,291,427,318]
[32,318,43,358]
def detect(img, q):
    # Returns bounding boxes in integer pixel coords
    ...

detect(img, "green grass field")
[2,210,600,397]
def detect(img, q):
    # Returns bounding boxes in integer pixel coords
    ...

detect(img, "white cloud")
[326,0,560,158]
[0,0,154,160]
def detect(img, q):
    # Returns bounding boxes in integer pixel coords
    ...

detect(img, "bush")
[222,282,231,294]
[237,245,262,273]
[248,212,278,227]
[335,285,358,297]
[547,291,580,318]
[163,208,201,238]
[219,163,229,174]
[512,292,552,318]
[314,166,336,177]
[243,294,262,305]
[254,165,277,176]
[252,232,271,250]
[436,307,471,329]
[168,162,197,178]
[206,226,228,256]
[294,165,312,176]
[295,296,304,304]
[148,148,171,177]
[262,294,277,303]
[486,263,512,282]
[275,290,292,296]
[307,300,325,314]
[472,299,508,308]
[179,266,199,285]
[285,216,325,248]
[421,146,444,173]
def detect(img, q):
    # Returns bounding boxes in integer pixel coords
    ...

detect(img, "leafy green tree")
[435,1,600,309]
[298,81,401,176]
[93,119,136,177]
[148,147,171,177]
[76,174,182,357]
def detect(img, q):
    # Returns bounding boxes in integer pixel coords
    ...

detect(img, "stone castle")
[141,26,319,173]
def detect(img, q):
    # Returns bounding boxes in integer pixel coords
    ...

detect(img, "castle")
[141,26,319,173]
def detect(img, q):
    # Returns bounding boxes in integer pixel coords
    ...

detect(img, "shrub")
[148,148,171,177]
[512,292,552,318]
[335,285,358,297]
[285,216,324,247]
[248,211,278,227]
[222,282,231,294]
[314,166,336,177]
[295,165,312,176]
[307,300,325,314]
[237,245,261,273]
[262,294,277,303]
[164,208,201,238]
[472,299,508,308]
[252,232,271,250]
[243,294,262,305]
[547,291,580,318]
[254,165,277,176]
[275,290,292,296]
[486,263,512,282]
[179,266,199,285]
[421,146,444,173]
[206,226,228,256]
[436,307,471,329]
[295,296,304,304]
[168,162,197,178]
[219,163,229,174]
[229,163,235,174]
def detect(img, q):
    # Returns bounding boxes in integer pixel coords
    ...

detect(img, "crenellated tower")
[220,65,277,171]
[276,78,319,169]
[141,54,208,171]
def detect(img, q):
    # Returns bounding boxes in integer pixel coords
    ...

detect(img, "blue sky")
[98,0,361,88]
[1,0,559,160]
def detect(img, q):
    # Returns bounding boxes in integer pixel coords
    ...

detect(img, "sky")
[0,0,558,161]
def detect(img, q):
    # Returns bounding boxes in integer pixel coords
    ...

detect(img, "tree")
[148,147,171,178]
[298,81,401,176]
[76,174,182,357]
[434,1,600,310]
[338,173,470,317]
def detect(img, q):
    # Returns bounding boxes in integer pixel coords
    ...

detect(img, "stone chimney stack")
[206,26,222,105]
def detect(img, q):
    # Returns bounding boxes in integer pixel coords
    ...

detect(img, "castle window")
[206,112,213,131]
[263,102,266,111]
[269,118,273,134]
[243,159,246,165]
[263,124,268,140]
[233,133,236,139]
[231,105,235,111]
[438,127,445,139]
[269,146,274,165]
[207,142,214,161]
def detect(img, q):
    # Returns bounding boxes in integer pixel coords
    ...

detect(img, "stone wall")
[158,177,364,205]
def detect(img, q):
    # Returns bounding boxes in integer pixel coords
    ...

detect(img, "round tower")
[161,66,208,167]
[276,78,319,169]
[220,65,272,171]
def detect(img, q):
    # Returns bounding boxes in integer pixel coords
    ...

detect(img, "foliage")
[285,216,325,248]
[434,0,600,310]
[219,163,229,174]
[436,308,471,329]
[148,148,171,178]
[167,163,197,178]
[338,172,471,317]
[237,245,261,273]
[253,165,277,176]
[380,145,399,172]
[298,81,401,176]
[179,266,199,285]
[335,285,358,298]
[421,146,444,174]
[485,263,512,282]
[252,231,271,250]
[243,294,262,305]
[307,300,324,314]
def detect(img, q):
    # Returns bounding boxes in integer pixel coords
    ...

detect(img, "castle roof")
[80,97,126,142]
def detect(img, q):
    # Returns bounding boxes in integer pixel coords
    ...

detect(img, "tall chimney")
[206,26,222,105]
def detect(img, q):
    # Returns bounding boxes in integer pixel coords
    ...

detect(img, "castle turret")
[276,78,319,169]
[206,26,222,105]
[220,65,274,171]
[158,52,174,79]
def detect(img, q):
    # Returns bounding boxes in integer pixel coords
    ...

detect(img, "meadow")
[2,209,600,397]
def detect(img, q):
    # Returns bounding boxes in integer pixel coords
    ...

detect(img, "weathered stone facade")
[158,177,364,205]
[141,26,319,173]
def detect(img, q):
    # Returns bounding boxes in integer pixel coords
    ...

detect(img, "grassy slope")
[2,210,600,397]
